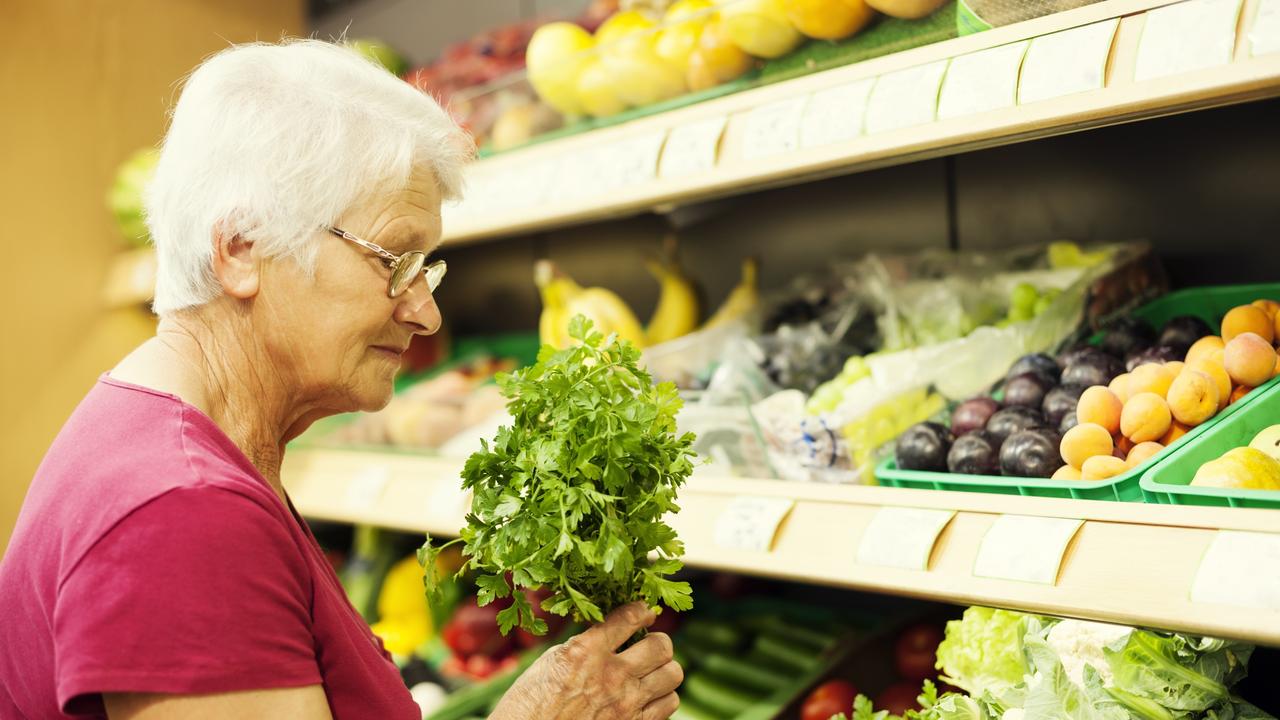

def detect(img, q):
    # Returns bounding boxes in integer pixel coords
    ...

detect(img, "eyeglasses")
[328,227,446,298]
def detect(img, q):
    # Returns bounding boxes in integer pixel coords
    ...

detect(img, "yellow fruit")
[644,242,701,345]
[1187,355,1232,411]
[655,0,716,71]
[1077,386,1123,435]
[703,257,760,330]
[597,10,686,106]
[1229,384,1253,406]
[1185,335,1225,365]
[1165,370,1219,427]
[1223,332,1276,387]
[1191,447,1280,490]
[1128,363,1175,398]
[1108,373,1131,403]
[1251,298,1280,320]
[1165,361,1185,376]
[1120,392,1171,443]
[576,57,630,117]
[721,0,804,58]
[1081,455,1129,481]
[1061,422,1114,470]
[1126,441,1164,468]
[535,260,647,349]
[1161,420,1191,447]
[1052,465,1082,481]
[1249,425,1280,462]
[686,17,754,91]
[863,0,948,19]
[1222,304,1274,343]
[526,22,596,116]
[783,0,875,40]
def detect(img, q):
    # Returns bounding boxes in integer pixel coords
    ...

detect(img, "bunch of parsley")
[420,316,696,636]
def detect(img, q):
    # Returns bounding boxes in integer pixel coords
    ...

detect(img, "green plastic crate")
[1141,379,1280,509]
[876,283,1280,501]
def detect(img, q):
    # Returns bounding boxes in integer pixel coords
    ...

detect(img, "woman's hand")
[490,602,683,720]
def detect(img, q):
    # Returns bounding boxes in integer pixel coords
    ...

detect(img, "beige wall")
[0,1,304,552]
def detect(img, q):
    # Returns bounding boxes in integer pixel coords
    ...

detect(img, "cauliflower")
[1045,619,1132,687]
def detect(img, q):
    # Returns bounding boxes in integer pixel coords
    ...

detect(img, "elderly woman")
[0,40,682,719]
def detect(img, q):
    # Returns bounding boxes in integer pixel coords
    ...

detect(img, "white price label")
[856,507,957,570]
[1019,19,1119,105]
[742,97,809,161]
[714,496,796,552]
[660,116,728,178]
[606,131,667,189]
[800,79,874,148]
[938,41,1029,120]
[1191,531,1280,610]
[864,60,949,135]
[973,514,1083,584]
[1134,0,1243,81]
[1251,0,1280,55]
[345,465,390,511]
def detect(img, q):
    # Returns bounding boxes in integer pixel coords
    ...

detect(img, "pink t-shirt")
[0,376,420,719]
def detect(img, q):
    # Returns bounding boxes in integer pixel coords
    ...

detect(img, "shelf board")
[284,447,1280,645]
[441,0,1280,245]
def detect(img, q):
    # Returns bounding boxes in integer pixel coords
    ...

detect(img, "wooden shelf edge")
[283,447,1280,644]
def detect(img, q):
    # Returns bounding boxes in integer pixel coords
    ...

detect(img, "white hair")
[146,38,473,315]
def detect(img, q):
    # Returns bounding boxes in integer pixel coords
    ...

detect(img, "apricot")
[1166,370,1219,426]
[1061,422,1115,469]
[1128,363,1175,398]
[1252,298,1280,320]
[1229,384,1252,405]
[1222,305,1274,344]
[1186,355,1231,411]
[1076,386,1123,435]
[1051,465,1082,481]
[1185,336,1224,365]
[1165,361,1185,375]
[1121,392,1172,443]
[1081,455,1130,481]
[1126,441,1164,468]
[1161,420,1191,446]
[1116,434,1136,457]
[1224,332,1276,387]
[1108,374,1131,403]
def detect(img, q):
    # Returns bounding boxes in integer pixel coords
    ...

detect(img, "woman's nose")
[394,279,441,335]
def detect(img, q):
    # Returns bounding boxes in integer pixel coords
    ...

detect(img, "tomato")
[801,679,858,720]
[443,599,512,659]
[875,681,923,715]
[895,623,944,681]
[465,653,497,680]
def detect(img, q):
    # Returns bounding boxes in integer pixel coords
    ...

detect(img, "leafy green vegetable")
[935,607,1029,697]
[420,316,696,635]
[1103,630,1257,716]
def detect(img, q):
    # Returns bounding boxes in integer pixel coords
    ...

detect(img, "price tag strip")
[344,465,391,512]
[742,96,809,161]
[606,131,668,190]
[1252,0,1280,56]
[1191,530,1280,610]
[856,506,957,570]
[937,41,1029,120]
[714,496,796,552]
[800,78,875,148]
[973,514,1084,585]
[660,116,728,178]
[1134,0,1244,81]
[1019,19,1119,105]
[864,60,949,135]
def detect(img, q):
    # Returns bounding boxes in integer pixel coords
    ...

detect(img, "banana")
[644,239,701,345]
[702,256,759,330]
[535,260,647,349]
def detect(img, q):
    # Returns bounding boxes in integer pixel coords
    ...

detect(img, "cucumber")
[682,619,744,652]
[670,696,725,720]
[683,673,767,718]
[753,632,823,673]
[755,616,838,652]
[700,653,792,693]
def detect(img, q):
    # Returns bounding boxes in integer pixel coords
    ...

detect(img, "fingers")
[583,601,655,651]
[620,632,674,676]
[638,659,684,699]
[641,692,680,720]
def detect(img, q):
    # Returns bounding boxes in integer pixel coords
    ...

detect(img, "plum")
[1099,316,1156,359]
[951,397,1001,437]
[1007,353,1061,384]
[947,430,1000,475]
[1042,384,1086,427]
[1058,410,1079,434]
[1124,344,1186,372]
[1158,315,1213,351]
[1004,372,1054,409]
[985,406,1046,445]
[999,429,1065,478]
[1058,344,1114,369]
[895,422,953,472]
[1062,354,1124,387]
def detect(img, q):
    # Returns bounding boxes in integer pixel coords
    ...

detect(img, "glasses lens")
[388,251,426,297]
[424,260,447,293]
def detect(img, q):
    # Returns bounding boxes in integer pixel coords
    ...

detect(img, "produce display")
[893,296,1280,485]
[1190,423,1280,490]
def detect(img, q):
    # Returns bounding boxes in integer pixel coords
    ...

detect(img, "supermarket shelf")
[284,447,1280,645]
[442,0,1280,245]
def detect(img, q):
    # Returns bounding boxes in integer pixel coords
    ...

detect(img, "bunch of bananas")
[535,259,648,349]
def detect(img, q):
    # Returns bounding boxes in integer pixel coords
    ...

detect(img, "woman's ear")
[210,224,260,300]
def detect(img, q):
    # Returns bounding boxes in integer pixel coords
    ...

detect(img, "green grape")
[1010,282,1039,311]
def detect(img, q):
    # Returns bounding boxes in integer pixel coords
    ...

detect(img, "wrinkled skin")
[492,603,683,720]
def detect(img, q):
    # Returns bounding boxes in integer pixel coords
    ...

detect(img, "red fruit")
[895,624,944,681]
[514,628,541,649]
[875,681,923,715]
[497,655,521,675]
[801,680,858,720]
[440,655,466,679]
[443,599,512,659]
[465,654,497,680]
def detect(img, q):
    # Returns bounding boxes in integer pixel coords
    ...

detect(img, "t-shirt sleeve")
[53,486,322,714]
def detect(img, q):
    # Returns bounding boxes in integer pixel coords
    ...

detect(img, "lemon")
[597,10,686,106]
[721,0,804,59]
[655,0,717,71]
[577,57,630,117]
[527,22,596,117]
[783,0,875,40]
